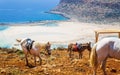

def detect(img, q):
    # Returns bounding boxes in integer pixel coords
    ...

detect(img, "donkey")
[90,37,120,75]
[16,38,42,66]
[68,42,91,59]
[45,42,51,56]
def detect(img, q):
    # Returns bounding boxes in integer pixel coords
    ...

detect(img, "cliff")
[52,0,120,23]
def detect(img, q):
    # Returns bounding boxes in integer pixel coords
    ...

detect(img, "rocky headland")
[52,0,120,23]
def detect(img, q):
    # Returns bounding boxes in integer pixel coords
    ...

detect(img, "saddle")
[72,44,78,51]
[72,44,82,52]
[25,38,34,51]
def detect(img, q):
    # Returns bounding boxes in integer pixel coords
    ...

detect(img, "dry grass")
[0,49,120,75]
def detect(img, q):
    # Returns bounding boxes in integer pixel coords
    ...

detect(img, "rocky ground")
[0,48,120,75]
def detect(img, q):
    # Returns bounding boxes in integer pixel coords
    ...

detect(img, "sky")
[0,0,60,11]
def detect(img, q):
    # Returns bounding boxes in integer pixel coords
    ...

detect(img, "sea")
[0,0,67,24]
[0,0,68,49]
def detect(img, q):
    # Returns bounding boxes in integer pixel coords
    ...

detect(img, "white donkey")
[90,37,120,75]
[16,38,42,66]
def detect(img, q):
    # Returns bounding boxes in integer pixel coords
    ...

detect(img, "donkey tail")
[90,44,97,68]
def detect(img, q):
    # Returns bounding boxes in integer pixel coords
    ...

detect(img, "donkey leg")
[81,53,83,59]
[89,51,91,58]
[93,65,98,75]
[38,54,42,65]
[79,52,81,59]
[92,62,99,75]
[79,52,82,59]
[34,56,36,66]
[101,59,107,75]
[25,54,29,66]
[69,50,72,58]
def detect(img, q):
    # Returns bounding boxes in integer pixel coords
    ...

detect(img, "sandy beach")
[0,21,120,75]
[0,21,120,49]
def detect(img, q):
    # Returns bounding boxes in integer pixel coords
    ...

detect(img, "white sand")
[0,21,120,49]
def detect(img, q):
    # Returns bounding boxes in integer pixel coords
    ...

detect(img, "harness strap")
[26,38,34,51]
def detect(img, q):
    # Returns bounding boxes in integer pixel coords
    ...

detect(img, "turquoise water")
[0,12,67,23]
[0,26,9,48]
[0,26,8,31]
[0,0,67,23]
[0,0,68,48]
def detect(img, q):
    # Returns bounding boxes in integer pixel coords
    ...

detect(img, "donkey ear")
[88,42,91,44]
[16,39,21,42]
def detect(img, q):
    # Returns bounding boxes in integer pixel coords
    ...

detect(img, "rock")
[56,69,61,72]
[52,69,61,73]
[44,72,49,75]
[36,58,39,62]
[111,68,117,73]
[28,73,32,75]
[42,64,52,68]
[52,64,56,67]
[50,56,56,60]
[1,69,6,74]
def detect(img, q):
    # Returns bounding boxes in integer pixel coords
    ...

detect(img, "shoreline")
[47,10,71,20]
[0,20,67,26]
[0,11,69,25]
[0,20,120,49]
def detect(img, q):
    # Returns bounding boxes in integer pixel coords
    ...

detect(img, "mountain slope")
[52,0,120,23]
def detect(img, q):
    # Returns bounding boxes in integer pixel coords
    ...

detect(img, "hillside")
[52,0,120,23]
[0,48,120,75]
